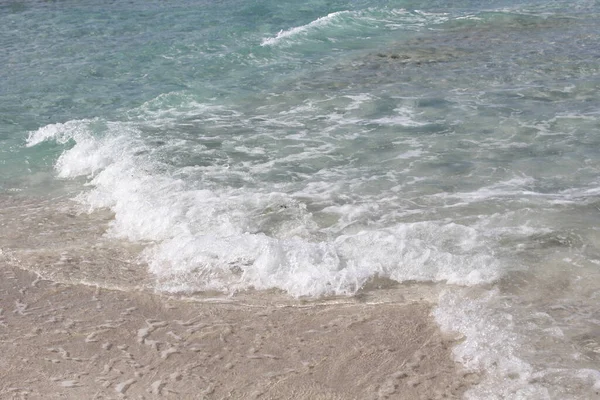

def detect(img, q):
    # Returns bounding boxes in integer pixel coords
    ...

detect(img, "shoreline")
[0,263,476,399]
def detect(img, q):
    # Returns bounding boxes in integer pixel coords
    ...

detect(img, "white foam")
[29,116,504,297]
[378,9,450,30]
[393,149,424,160]
[146,221,500,297]
[260,8,451,47]
[435,289,600,399]
[430,176,540,203]
[343,94,373,111]
[435,290,550,399]
[261,11,352,47]
[27,119,96,147]
[372,106,428,127]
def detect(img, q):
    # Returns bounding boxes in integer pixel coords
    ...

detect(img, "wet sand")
[0,263,476,399]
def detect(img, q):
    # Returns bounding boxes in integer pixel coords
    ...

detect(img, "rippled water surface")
[2,0,600,398]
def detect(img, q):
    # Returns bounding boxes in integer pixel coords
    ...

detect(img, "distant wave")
[261,11,352,46]
[260,8,452,47]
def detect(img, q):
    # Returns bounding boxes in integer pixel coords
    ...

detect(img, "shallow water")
[3,0,600,398]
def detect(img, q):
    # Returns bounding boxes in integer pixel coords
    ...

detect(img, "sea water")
[2,0,600,398]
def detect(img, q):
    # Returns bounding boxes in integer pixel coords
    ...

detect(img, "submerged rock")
[371,47,461,65]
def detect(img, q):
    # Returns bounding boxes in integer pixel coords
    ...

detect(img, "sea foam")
[261,11,352,47]
[435,289,600,399]
[260,8,450,47]
[28,116,503,297]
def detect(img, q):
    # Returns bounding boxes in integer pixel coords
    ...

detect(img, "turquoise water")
[3,0,600,398]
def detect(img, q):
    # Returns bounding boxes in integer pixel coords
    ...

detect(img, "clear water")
[2,0,600,398]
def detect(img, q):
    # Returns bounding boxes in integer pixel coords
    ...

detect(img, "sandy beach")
[0,196,477,399]
[0,261,476,399]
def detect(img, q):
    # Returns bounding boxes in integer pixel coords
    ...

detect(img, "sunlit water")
[2,0,600,398]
